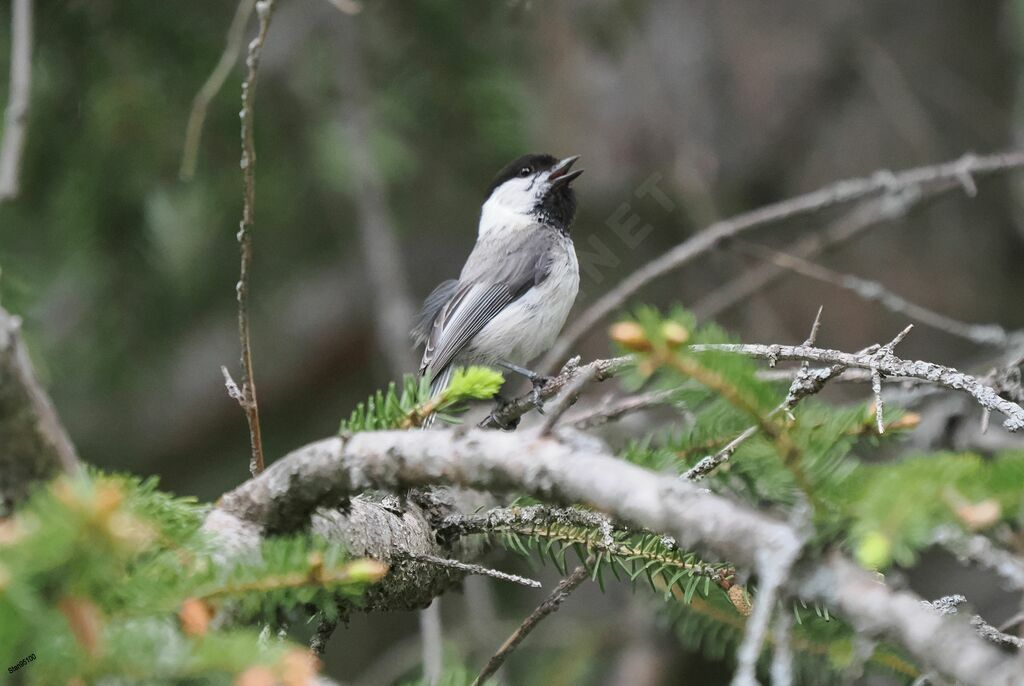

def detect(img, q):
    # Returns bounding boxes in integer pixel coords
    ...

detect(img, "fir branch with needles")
[338,366,504,432]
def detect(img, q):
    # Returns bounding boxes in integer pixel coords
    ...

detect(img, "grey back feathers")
[419,224,557,382]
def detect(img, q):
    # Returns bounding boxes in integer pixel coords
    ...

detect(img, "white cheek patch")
[479,175,550,236]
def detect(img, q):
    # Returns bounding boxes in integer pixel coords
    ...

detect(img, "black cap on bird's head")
[484,153,583,230]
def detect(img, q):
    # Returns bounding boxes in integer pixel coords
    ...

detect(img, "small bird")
[412,153,583,422]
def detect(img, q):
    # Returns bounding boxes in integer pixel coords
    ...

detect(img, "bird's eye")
[518,166,532,177]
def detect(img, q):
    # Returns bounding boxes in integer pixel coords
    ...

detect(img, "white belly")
[463,242,579,367]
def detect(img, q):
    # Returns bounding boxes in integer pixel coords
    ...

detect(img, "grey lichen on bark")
[0,306,79,514]
[203,483,494,615]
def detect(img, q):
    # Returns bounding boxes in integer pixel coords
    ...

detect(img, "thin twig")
[179,0,256,180]
[471,564,590,686]
[684,308,848,480]
[231,0,277,477]
[566,388,682,429]
[932,526,1024,591]
[735,242,1008,346]
[0,0,33,200]
[540,366,598,434]
[924,595,1024,649]
[544,150,1024,372]
[696,187,931,318]
[410,554,541,588]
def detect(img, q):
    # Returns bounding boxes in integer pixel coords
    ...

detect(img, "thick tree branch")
[0,0,33,201]
[543,150,1024,372]
[204,489,492,615]
[0,306,79,514]
[209,428,1021,685]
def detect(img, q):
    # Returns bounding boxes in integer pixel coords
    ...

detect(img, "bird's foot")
[529,374,554,414]
[497,360,554,415]
[487,394,522,431]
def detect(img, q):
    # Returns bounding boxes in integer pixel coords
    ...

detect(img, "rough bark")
[0,306,79,514]
[208,428,1023,685]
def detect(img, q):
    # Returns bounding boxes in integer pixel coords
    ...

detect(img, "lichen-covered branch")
[688,340,1024,430]
[203,489,492,615]
[544,150,1024,371]
[208,428,1021,685]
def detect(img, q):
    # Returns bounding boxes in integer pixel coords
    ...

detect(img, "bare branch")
[544,150,1024,372]
[684,309,847,480]
[0,306,79,514]
[565,388,682,430]
[409,553,541,588]
[471,564,590,686]
[696,188,931,318]
[924,595,1024,650]
[688,339,1024,431]
[179,0,255,180]
[736,242,1009,346]
[540,365,598,434]
[209,428,1022,684]
[0,0,33,200]
[932,525,1024,592]
[231,0,277,477]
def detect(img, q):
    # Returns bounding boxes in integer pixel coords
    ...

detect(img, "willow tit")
[412,153,583,420]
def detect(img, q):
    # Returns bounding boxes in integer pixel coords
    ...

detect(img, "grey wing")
[411,278,459,346]
[420,229,555,382]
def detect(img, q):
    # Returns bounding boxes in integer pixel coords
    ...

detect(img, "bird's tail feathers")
[421,366,454,429]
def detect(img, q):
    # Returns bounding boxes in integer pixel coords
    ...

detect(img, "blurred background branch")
[0,304,78,514]
[0,0,32,200]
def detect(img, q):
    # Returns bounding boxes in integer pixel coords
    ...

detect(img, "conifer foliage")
[0,472,385,685]
[4,311,1022,685]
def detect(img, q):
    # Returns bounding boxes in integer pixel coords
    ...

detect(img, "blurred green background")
[3,1,1024,683]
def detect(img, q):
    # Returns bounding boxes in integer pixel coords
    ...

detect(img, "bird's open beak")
[548,155,583,187]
